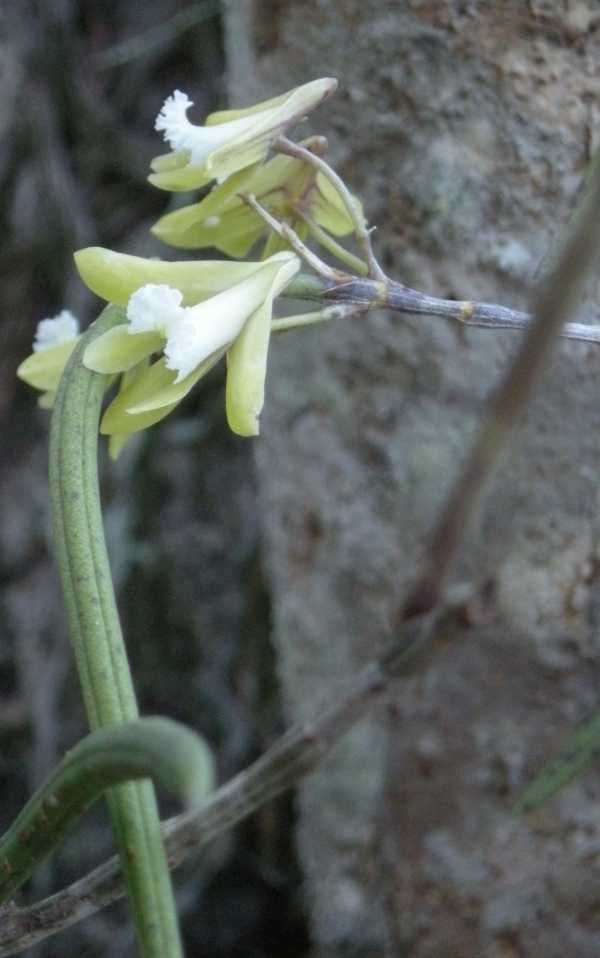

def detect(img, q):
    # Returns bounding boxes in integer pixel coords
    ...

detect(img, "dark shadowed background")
[3,1,600,957]
[2,2,305,956]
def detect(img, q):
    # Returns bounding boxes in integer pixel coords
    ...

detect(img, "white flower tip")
[155,89,194,144]
[164,317,202,383]
[127,284,184,337]
[307,77,337,100]
[154,89,224,165]
[32,310,79,352]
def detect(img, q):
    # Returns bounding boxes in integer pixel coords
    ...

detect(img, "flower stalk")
[273,135,386,280]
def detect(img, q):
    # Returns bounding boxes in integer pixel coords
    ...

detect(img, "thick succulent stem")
[0,717,213,902]
[49,305,185,958]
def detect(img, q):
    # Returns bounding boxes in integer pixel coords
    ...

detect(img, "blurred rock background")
[2,1,600,956]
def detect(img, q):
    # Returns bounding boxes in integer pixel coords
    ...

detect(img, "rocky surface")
[225,2,600,954]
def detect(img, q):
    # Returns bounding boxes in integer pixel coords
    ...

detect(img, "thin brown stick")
[240,192,345,282]
[285,274,600,346]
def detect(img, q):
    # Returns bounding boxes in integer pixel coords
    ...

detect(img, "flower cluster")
[19,76,361,456]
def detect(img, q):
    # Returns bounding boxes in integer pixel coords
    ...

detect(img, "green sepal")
[150,164,252,242]
[225,251,299,435]
[225,299,271,436]
[205,89,292,126]
[312,173,361,236]
[38,391,56,409]
[153,203,266,255]
[17,340,79,392]
[148,163,215,193]
[105,360,151,460]
[151,153,309,253]
[126,351,224,414]
[149,150,190,173]
[101,358,180,435]
[100,352,224,439]
[84,326,164,374]
[74,247,262,307]
[149,137,273,193]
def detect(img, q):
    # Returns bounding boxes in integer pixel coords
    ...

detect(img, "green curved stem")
[298,212,368,276]
[49,305,185,957]
[0,717,214,902]
[271,303,364,333]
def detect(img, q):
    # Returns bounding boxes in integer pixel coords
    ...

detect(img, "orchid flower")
[17,310,81,407]
[149,78,337,192]
[79,251,300,456]
[151,145,362,258]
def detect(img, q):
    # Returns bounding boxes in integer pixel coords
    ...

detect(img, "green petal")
[204,81,336,184]
[100,351,224,437]
[108,432,133,460]
[152,204,265,255]
[104,361,153,459]
[311,172,362,236]
[202,137,274,188]
[101,358,179,434]
[83,326,163,374]
[127,350,225,414]
[188,154,303,222]
[151,202,205,240]
[148,164,215,193]
[38,391,55,409]
[225,299,271,436]
[104,396,180,453]
[225,252,300,436]
[205,90,291,126]
[17,340,79,392]
[74,248,261,307]
[149,150,191,173]
[151,155,303,254]
[206,78,336,126]
[188,163,264,218]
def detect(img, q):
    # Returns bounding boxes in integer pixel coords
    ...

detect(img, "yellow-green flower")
[149,78,337,192]
[80,251,300,455]
[17,310,81,407]
[151,147,361,257]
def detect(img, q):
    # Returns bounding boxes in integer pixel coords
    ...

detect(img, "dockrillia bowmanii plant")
[12,69,600,958]
[14,74,371,958]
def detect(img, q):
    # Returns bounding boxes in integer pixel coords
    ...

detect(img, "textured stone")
[225,2,600,953]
